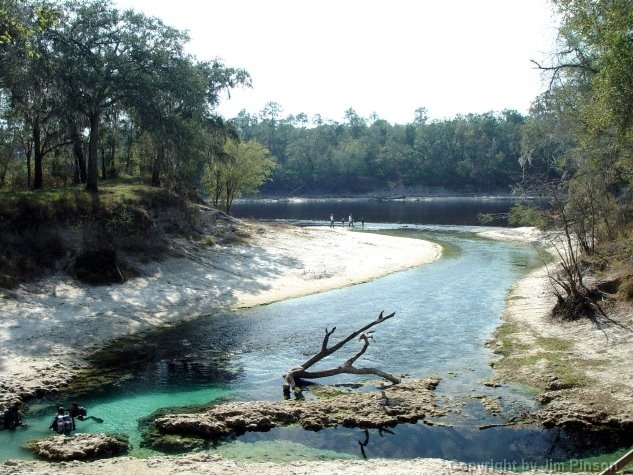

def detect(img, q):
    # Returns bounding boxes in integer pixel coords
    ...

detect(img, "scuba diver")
[68,402,104,424]
[49,406,74,434]
[2,401,24,430]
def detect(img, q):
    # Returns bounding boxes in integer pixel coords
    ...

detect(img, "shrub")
[618,278,633,301]
[508,203,548,229]
[72,248,125,285]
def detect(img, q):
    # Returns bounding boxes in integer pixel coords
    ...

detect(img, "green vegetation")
[1,0,253,199]
[491,322,607,391]
[0,0,631,312]
[507,204,550,229]
[202,138,276,214]
[490,322,531,358]
[233,106,527,196]
[513,0,633,320]
[619,278,633,301]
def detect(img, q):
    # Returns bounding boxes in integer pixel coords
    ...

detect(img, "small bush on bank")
[508,204,549,229]
[72,248,126,284]
[619,278,633,301]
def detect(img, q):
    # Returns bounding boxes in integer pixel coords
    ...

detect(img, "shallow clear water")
[1,226,627,463]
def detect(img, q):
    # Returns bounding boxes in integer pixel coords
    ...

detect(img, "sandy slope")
[0,223,440,405]
[482,228,633,429]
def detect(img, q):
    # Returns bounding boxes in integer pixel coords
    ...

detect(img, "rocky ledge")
[25,433,128,461]
[537,392,633,431]
[151,378,444,444]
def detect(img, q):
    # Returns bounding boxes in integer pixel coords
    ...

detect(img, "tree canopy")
[230,105,527,196]
[1,0,631,243]
[0,0,251,193]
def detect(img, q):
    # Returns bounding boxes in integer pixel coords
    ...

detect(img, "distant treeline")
[230,106,538,196]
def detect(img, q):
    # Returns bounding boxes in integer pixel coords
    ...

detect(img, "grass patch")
[538,336,573,352]
[200,235,216,246]
[618,277,633,300]
[545,355,598,388]
[490,322,531,357]
[491,321,606,390]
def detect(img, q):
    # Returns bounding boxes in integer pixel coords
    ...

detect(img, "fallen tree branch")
[283,311,400,397]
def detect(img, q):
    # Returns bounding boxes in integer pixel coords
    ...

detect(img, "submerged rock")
[26,433,128,461]
[148,378,444,448]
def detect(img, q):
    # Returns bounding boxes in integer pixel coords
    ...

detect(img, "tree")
[518,0,633,320]
[203,138,275,214]
[533,0,633,183]
[131,56,249,188]
[0,0,55,57]
[49,0,190,193]
[0,0,67,189]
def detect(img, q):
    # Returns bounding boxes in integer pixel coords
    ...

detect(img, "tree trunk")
[86,111,100,193]
[109,138,116,177]
[100,145,107,180]
[73,130,87,184]
[151,145,164,187]
[225,183,234,214]
[33,119,43,189]
[26,150,32,189]
[125,137,133,175]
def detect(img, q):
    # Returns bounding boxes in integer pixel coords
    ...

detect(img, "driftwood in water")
[283,311,401,397]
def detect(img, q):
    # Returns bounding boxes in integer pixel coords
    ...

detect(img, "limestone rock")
[27,433,128,461]
[151,378,444,444]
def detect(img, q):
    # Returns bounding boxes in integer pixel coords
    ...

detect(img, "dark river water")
[231,196,523,226]
[1,198,629,467]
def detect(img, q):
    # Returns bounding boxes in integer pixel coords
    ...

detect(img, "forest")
[0,1,546,201]
[0,0,632,237]
[231,106,527,195]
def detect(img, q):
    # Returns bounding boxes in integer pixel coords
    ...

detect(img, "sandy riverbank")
[0,223,617,474]
[0,222,440,406]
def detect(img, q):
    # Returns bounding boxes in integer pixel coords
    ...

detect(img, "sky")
[113,0,559,125]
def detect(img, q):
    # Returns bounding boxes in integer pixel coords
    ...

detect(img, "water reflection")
[234,424,633,465]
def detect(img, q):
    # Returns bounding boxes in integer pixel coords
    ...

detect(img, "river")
[0,198,625,466]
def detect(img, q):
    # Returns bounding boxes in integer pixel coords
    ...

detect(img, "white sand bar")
[0,223,440,399]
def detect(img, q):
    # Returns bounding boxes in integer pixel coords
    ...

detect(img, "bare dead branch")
[321,327,336,353]
[344,333,372,367]
[531,58,597,74]
[283,311,400,396]
[298,366,400,384]
[300,310,394,371]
